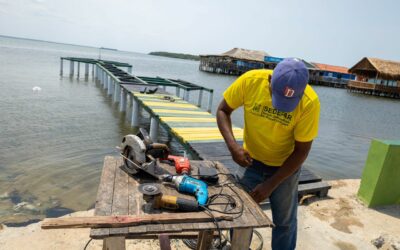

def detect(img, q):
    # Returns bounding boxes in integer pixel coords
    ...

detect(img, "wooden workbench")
[90,156,272,250]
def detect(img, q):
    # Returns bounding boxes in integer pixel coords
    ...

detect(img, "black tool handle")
[176,198,199,212]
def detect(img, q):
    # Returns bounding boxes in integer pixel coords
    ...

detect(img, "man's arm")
[216,99,252,167]
[249,140,312,203]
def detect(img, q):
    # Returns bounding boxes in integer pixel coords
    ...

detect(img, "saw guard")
[120,134,146,168]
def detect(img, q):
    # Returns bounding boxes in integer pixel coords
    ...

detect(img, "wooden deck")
[347,80,400,99]
[90,156,272,248]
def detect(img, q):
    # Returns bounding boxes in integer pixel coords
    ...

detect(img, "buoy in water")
[32,86,41,92]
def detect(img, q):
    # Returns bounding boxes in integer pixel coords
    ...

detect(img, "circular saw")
[119,129,170,179]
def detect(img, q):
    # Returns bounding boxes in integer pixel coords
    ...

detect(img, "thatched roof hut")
[349,57,400,80]
[201,48,269,62]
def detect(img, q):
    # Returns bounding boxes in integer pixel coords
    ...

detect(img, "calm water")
[1,36,400,224]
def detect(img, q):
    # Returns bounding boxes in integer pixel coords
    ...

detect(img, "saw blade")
[120,134,146,174]
[138,183,161,196]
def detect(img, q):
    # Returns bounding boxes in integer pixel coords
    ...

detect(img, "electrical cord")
[83,238,93,250]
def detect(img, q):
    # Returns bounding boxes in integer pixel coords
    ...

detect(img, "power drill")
[164,155,191,174]
[162,174,208,206]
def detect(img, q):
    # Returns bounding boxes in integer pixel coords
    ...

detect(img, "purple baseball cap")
[271,58,309,112]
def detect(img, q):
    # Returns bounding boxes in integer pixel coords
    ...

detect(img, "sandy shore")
[1,179,399,250]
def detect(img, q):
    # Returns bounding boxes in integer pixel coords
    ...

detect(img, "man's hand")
[249,181,273,203]
[231,145,253,167]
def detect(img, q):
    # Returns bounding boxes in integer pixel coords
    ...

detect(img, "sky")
[0,0,399,67]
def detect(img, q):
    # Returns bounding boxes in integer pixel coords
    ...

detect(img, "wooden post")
[149,117,159,142]
[197,89,203,107]
[207,90,213,112]
[85,63,89,78]
[158,234,171,250]
[131,99,140,127]
[92,63,95,78]
[231,228,253,250]
[69,60,74,77]
[196,230,214,250]
[60,58,63,76]
[176,87,180,97]
[102,236,125,250]
[77,62,80,78]
[120,88,127,112]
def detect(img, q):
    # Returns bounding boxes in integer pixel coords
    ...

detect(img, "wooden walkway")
[61,57,331,199]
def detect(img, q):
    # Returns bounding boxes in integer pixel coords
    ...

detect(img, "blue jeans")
[234,159,300,250]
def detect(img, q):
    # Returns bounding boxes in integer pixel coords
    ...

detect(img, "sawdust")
[334,240,357,250]
[331,180,348,189]
[330,198,364,233]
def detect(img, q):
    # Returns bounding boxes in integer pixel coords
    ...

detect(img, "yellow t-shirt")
[223,69,320,166]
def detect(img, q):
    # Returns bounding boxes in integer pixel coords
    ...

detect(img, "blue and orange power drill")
[161,174,208,206]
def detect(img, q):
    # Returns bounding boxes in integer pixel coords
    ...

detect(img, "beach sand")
[1,179,399,250]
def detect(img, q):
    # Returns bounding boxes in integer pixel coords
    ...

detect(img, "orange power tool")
[164,155,191,175]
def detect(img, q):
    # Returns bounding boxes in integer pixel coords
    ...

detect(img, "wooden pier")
[60,57,331,199]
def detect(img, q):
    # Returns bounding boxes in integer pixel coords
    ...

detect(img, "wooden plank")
[109,161,129,236]
[90,156,117,238]
[231,228,252,250]
[153,109,209,115]
[143,101,198,109]
[214,161,273,228]
[298,181,331,198]
[42,213,233,229]
[127,172,148,235]
[160,117,216,122]
[299,168,322,184]
[102,237,126,250]
[196,230,214,250]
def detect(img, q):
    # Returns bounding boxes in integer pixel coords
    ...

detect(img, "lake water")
[1,36,399,225]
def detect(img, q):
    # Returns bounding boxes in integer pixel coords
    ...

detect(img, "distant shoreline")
[149,51,200,61]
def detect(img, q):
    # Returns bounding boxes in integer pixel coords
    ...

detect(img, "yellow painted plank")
[173,127,243,133]
[160,117,216,122]
[179,135,244,141]
[153,109,210,115]
[143,101,198,109]
[133,92,178,98]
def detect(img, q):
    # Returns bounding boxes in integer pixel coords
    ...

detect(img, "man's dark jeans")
[234,159,300,250]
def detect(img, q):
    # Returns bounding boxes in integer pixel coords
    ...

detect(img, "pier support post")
[85,63,89,78]
[107,77,112,95]
[207,90,213,113]
[150,117,159,142]
[184,90,189,101]
[104,74,108,90]
[120,89,127,112]
[128,67,132,74]
[69,61,74,77]
[77,62,80,78]
[197,89,203,107]
[176,87,180,97]
[91,64,94,78]
[114,83,120,103]
[131,98,140,127]
[60,58,63,76]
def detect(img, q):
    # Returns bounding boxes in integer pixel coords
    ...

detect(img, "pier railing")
[60,57,214,112]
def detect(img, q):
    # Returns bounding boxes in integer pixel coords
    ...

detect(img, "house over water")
[348,57,400,98]
[310,62,355,88]
[199,48,268,75]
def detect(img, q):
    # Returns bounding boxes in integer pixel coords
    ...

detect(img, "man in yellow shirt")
[217,58,320,250]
